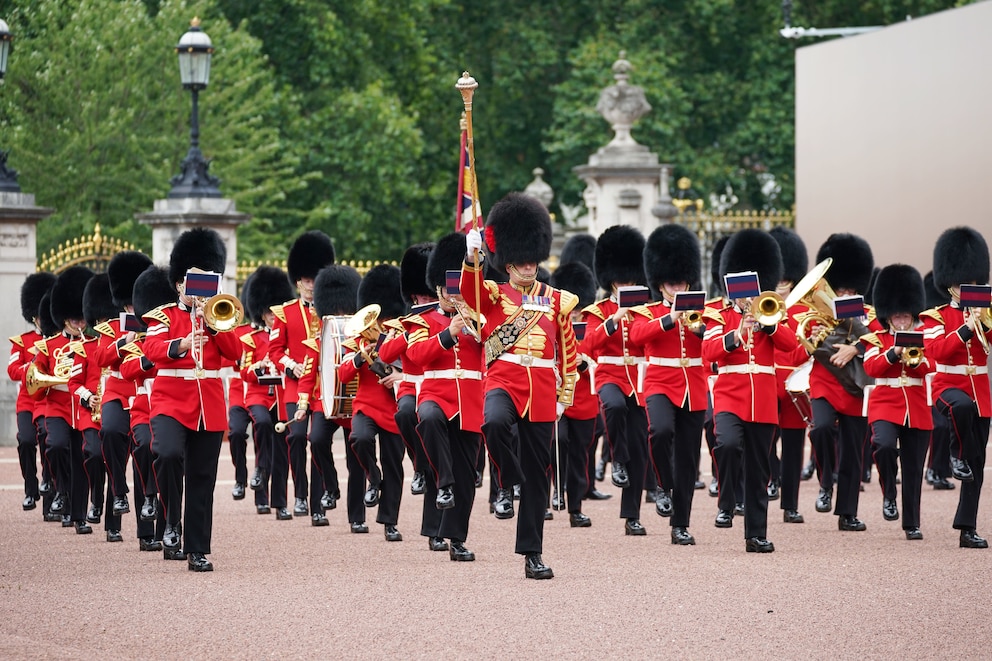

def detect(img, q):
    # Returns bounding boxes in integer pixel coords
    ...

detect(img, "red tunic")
[775,304,815,429]
[702,305,799,424]
[459,260,579,423]
[404,306,484,432]
[93,320,137,409]
[267,299,318,419]
[120,347,154,428]
[68,336,102,432]
[805,312,870,417]
[8,329,42,416]
[922,303,991,417]
[567,335,600,421]
[34,332,76,423]
[379,319,422,402]
[239,327,277,410]
[862,330,934,429]
[582,298,641,403]
[337,336,399,433]
[627,300,707,411]
[142,303,244,431]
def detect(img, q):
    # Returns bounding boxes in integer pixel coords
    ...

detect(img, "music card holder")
[183,268,221,298]
[119,312,144,333]
[257,373,285,387]
[445,270,461,296]
[960,284,992,308]
[832,295,866,320]
[673,291,706,312]
[723,272,761,301]
[617,285,650,308]
[573,321,587,341]
[894,331,924,348]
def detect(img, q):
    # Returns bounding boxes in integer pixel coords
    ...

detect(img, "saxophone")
[90,367,109,423]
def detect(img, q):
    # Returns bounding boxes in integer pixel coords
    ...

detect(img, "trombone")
[965,306,992,354]
[452,299,486,343]
[189,293,245,376]
[737,291,788,342]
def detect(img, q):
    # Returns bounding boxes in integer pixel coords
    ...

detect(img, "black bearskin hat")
[815,233,874,294]
[594,225,647,291]
[426,232,467,293]
[644,224,700,293]
[50,266,95,328]
[923,271,951,309]
[720,229,783,294]
[287,230,336,283]
[83,273,120,328]
[933,226,989,291]
[559,233,596,269]
[863,267,881,306]
[314,265,362,317]
[537,266,552,285]
[484,192,553,273]
[37,291,59,337]
[246,266,295,327]
[357,264,405,320]
[872,264,925,328]
[107,251,153,309]
[168,227,227,286]
[768,226,808,286]
[710,235,730,296]
[550,262,597,309]
[401,242,435,303]
[20,272,56,324]
[133,266,178,319]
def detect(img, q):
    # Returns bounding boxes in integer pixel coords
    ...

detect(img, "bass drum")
[784,359,813,426]
[320,315,359,419]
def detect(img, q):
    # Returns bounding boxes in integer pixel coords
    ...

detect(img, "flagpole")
[456,114,467,232]
[456,71,482,329]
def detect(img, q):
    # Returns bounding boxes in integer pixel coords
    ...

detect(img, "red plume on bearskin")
[288,230,336,283]
[314,265,362,317]
[20,272,56,324]
[872,264,925,328]
[815,233,874,295]
[720,229,783,294]
[484,193,552,273]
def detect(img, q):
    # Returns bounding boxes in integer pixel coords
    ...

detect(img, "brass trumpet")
[25,363,70,396]
[901,346,925,368]
[453,299,486,343]
[203,293,244,332]
[752,291,788,327]
[683,310,704,333]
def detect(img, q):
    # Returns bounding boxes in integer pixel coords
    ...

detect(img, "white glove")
[556,402,566,419]
[466,229,483,257]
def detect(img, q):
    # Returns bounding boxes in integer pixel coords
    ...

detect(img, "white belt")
[51,384,69,392]
[157,368,221,379]
[496,354,556,369]
[423,369,483,380]
[874,377,924,387]
[402,374,424,384]
[718,364,776,376]
[647,356,703,368]
[597,355,644,366]
[936,364,988,376]
[136,386,148,395]
[109,370,122,379]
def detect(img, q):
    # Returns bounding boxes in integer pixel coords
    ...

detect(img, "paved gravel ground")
[1,442,991,660]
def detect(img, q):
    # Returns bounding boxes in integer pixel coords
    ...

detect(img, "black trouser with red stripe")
[350,411,403,526]
[150,414,223,554]
[871,420,929,530]
[131,422,163,540]
[45,416,87,521]
[556,415,595,513]
[309,414,341,514]
[599,385,648,520]
[16,410,40,499]
[284,403,309,504]
[482,388,552,556]
[228,405,250,488]
[248,404,275,508]
[101,400,131,499]
[713,412,776,540]
[935,388,990,531]
[82,427,105,512]
[418,402,479,542]
[810,398,867,517]
[647,394,704,528]
[396,394,425,474]
[779,427,806,512]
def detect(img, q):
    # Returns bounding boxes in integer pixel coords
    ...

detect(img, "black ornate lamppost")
[0,18,21,193]
[169,17,221,198]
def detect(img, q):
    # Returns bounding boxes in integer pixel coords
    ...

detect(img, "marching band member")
[268,230,337,519]
[405,231,484,559]
[35,290,61,521]
[461,192,578,579]
[923,270,955,490]
[338,264,407,542]
[242,267,295,516]
[768,227,814,524]
[922,226,991,548]
[549,261,600,527]
[628,223,707,545]
[702,229,797,552]
[806,234,874,531]
[40,266,95,533]
[9,272,56,512]
[143,228,244,571]
[863,264,932,539]
[225,274,257,503]
[582,225,649,535]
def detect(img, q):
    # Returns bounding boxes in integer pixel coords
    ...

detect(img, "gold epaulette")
[920,307,944,325]
[342,338,359,352]
[402,314,430,330]
[630,304,654,319]
[93,322,116,338]
[702,308,725,325]
[861,332,883,348]
[384,318,405,333]
[302,338,319,352]
[270,301,292,324]
[143,304,174,326]
[704,296,726,308]
[559,289,578,315]
[34,339,49,356]
[581,301,608,321]
[119,341,144,357]
[121,353,142,366]
[240,333,256,349]
[68,340,86,357]
[10,335,24,348]
[864,304,877,324]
